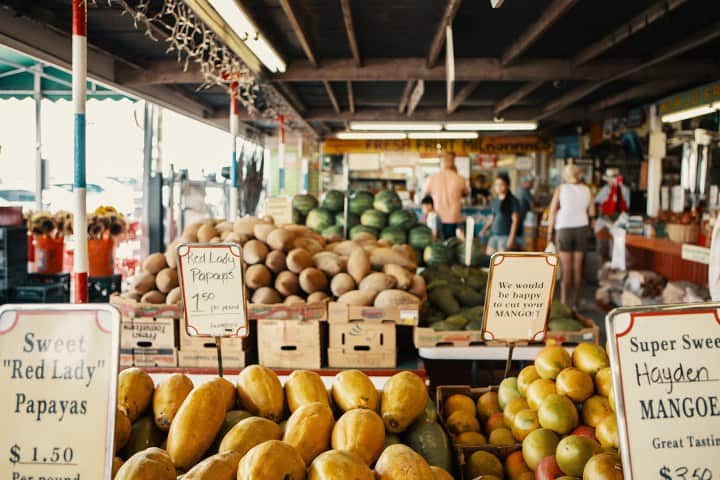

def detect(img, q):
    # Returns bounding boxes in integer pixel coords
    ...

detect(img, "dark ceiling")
[1,0,719,137]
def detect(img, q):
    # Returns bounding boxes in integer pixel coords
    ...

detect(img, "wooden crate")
[545,311,599,345]
[436,385,505,449]
[328,302,419,326]
[121,347,178,368]
[248,303,327,321]
[178,348,246,369]
[327,322,396,368]
[257,319,327,369]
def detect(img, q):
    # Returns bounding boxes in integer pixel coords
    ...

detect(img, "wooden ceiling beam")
[274,81,307,113]
[448,81,480,113]
[273,58,720,82]
[494,81,544,115]
[278,0,318,67]
[398,80,416,113]
[537,21,720,121]
[427,0,464,68]
[574,0,690,65]
[340,0,361,66]
[347,80,355,113]
[501,0,577,66]
[323,81,341,113]
[589,79,690,112]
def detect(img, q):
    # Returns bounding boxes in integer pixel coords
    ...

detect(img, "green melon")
[321,190,346,213]
[292,194,318,216]
[335,212,360,229]
[409,225,433,249]
[305,207,335,232]
[373,190,402,213]
[388,209,417,230]
[380,226,407,245]
[349,190,374,215]
[360,209,388,230]
[456,240,487,267]
[322,225,344,239]
[292,208,304,225]
[350,225,379,240]
[423,242,453,266]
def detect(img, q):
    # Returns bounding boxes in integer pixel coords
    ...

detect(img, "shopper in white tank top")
[547,164,596,309]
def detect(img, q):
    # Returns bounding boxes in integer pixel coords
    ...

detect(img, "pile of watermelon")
[292,190,435,249]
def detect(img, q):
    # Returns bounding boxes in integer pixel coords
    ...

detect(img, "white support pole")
[647,104,666,217]
[72,0,88,303]
[229,81,240,219]
[33,64,43,211]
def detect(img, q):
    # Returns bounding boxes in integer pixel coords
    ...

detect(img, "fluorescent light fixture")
[660,103,719,123]
[408,131,479,139]
[336,132,407,140]
[350,122,443,131]
[445,121,538,131]
[207,0,286,73]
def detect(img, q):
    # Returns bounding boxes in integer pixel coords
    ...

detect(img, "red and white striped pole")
[72,0,88,303]
[229,81,239,219]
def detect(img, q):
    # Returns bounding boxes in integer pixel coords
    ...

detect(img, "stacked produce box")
[112,367,456,479]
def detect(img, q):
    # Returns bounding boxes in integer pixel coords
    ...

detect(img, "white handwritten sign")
[482,252,558,342]
[265,196,293,225]
[0,304,120,479]
[177,243,248,337]
[606,304,720,480]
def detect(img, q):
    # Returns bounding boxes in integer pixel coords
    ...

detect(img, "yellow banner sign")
[323,136,553,155]
[0,305,120,479]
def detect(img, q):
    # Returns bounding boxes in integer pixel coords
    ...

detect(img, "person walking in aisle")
[481,173,521,254]
[422,152,469,239]
[546,164,596,309]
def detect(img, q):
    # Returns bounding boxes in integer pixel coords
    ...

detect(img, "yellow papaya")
[429,466,454,480]
[166,381,226,470]
[114,447,176,480]
[375,444,434,480]
[211,376,237,411]
[182,451,242,479]
[112,456,124,479]
[331,370,378,412]
[236,365,285,421]
[285,370,330,413]
[331,408,385,465]
[114,406,131,453]
[283,402,335,464]
[308,450,374,480]
[152,373,193,431]
[381,372,428,433]
[118,367,155,422]
[237,440,306,480]
[218,416,282,457]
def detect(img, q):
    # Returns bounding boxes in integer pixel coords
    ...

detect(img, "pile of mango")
[418,265,488,331]
[112,367,455,479]
[441,342,623,479]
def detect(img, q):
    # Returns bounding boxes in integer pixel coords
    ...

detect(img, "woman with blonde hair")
[547,164,596,309]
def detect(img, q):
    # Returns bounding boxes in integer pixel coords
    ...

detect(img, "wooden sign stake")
[503,341,516,379]
[215,336,223,377]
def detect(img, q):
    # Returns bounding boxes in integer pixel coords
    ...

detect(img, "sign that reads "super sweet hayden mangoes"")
[607,304,720,480]
[0,304,120,479]
[177,243,248,338]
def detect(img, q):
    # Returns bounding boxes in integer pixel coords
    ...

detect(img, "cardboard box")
[178,348,246,369]
[121,347,178,368]
[257,320,325,369]
[327,322,396,368]
[179,316,245,350]
[413,327,485,348]
[328,302,418,326]
[110,294,182,318]
[249,303,327,321]
[121,317,177,349]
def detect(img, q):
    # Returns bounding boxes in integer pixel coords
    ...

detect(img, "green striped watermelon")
[409,225,433,249]
[360,209,388,230]
[423,242,453,266]
[373,190,402,213]
[380,226,407,245]
[292,194,318,216]
[388,209,417,230]
[322,190,345,213]
[350,225,379,240]
[349,191,374,215]
[306,208,334,232]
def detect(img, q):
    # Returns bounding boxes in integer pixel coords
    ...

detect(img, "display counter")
[626,234,709,285]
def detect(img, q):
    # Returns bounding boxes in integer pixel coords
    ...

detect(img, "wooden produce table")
[625,235,708,285]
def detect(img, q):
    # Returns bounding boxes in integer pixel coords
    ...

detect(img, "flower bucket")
[88,237,115,277]
[33,235,64,274]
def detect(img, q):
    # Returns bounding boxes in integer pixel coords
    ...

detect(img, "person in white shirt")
[547,164,596,309]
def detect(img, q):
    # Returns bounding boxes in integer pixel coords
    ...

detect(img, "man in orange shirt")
[422,152,469,239]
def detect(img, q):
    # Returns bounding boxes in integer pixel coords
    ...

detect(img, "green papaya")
[413,397,438,425]
[404,420,453,471]
[549,299,573,319]
[454,286,485,307]
[120,416,165,460]
[208,410,253,454]
[445,314,469,328]
[465,320,484,331]
[431,321,461,331]
[548,318,583,332]
[429,286,460,315]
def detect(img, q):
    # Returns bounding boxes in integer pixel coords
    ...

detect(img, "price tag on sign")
[0,304,120,479]
[177,243,248,338]
[606,304,720,480]
[482,252,558,342]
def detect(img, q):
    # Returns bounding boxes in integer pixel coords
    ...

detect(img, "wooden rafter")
[447,81,480,113]
[589,79,689,112]
[278,0,318,67]
[340,0,361,66]
[494,81,543,115]
[323,80,341,113]
[346,80,355,113]
[427,0,463,68]
[275,81,307,113]
[574,0,690,65]
[537,21,720,121]
[501,0,577,66]
[398,80,416,113]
